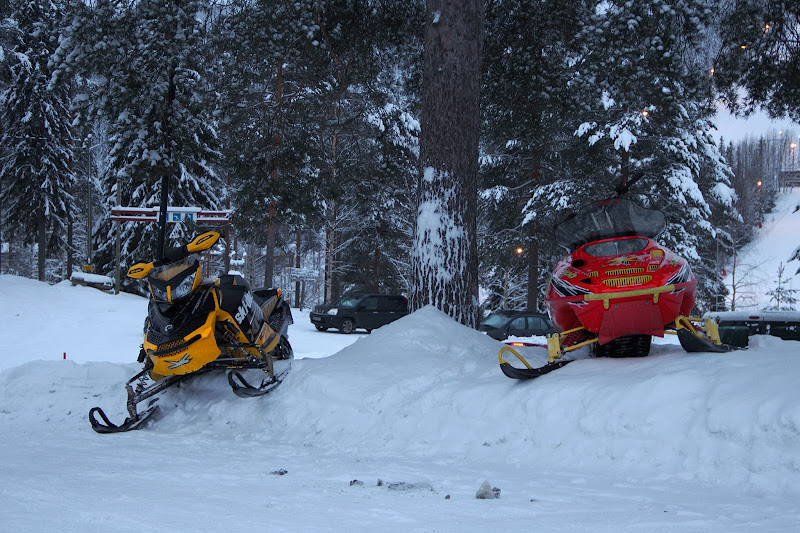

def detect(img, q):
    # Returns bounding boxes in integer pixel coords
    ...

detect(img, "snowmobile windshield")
[583,237,649,257]
[554,198,666,252]
[148,254,201,304]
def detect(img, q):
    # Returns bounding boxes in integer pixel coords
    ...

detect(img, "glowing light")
[515,247,524,255]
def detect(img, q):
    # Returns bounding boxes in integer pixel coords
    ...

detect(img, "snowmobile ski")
[88,367,198,434]
[227,367,288,398]
[676,328,735,353]
[89,403,159,434]
[499,359,573,379]
[498,345,573,380]
[673,316,737,353]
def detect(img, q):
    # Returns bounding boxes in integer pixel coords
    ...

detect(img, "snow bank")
[2,298,799,496]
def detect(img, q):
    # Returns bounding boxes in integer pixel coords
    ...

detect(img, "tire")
[314,325,328,332]
[340,318,355,334]
[594,334,651,358]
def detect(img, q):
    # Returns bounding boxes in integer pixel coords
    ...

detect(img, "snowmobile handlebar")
[127,231,221,279]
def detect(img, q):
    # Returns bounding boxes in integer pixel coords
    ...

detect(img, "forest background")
[1,0,799,317]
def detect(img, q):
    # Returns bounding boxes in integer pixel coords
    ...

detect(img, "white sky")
[712,107,800,144]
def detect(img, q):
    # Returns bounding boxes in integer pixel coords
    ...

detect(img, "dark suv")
[479,310,556,340]
[310,293,409,334]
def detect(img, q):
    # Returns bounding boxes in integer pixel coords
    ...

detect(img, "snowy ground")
[724,187,800,310]
[1,274,800,532]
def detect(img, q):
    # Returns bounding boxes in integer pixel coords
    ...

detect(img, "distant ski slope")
[725,188,800,310]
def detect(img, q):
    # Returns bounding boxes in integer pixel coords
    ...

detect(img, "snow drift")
[2,291,799,497]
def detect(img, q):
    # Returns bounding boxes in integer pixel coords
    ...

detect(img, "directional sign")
[110,207,230,224]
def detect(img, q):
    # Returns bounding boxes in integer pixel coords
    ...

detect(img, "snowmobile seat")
[217,273,250,290]
[253,287,280,301]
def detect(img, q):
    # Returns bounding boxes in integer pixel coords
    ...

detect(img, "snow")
[1,275,800,531]
[724,187,800,310]
[70,271,113,286]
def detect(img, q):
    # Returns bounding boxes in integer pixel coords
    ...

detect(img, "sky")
[712,107,800,144]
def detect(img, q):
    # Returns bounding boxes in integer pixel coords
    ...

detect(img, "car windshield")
[554,198,666,251]
[482,313,513,328]
[335,295,363,308]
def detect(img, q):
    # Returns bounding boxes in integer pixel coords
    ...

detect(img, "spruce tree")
[560,0,739,310]
[57,0,222,288]
[0,0,77,282]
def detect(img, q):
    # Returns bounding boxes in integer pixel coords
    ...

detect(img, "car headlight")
[327,308,339,315]
[171,270,197,301]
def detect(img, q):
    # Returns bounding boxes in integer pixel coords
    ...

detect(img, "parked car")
[479,310,556,340]
[706,310,800,347]
[310,293,409,334]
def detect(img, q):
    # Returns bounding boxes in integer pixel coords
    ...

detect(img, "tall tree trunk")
[526,235,539,312]
[264,209,276,287]
[372,225,382,292]
[411,0,484,328]
[67,217,73,279]
[294,227,302,308]
[37,217,46,282]
[324,201,337,304]
[263,64,283,288]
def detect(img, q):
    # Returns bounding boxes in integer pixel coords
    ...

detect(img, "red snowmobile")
[499,198,731,380]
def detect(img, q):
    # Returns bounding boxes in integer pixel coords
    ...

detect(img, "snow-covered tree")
[534,0,739,311]
[56,0,223,288]
[712,0,800,273]
[766,262,798,311]
[411,0,483,327]
[214,0,322,288]
[0,0,77,282]
[479,0,593,312]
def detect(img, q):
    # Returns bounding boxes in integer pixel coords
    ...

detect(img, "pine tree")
[714,0,800,122]
[0,0,77,282]
[766,262,798,311]
[214,0,323,288]
[411,0,483,327]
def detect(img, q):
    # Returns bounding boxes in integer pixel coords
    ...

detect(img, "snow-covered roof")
[706,310,800,323]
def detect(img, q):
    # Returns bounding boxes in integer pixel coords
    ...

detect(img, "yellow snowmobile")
[89,231,293,433]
